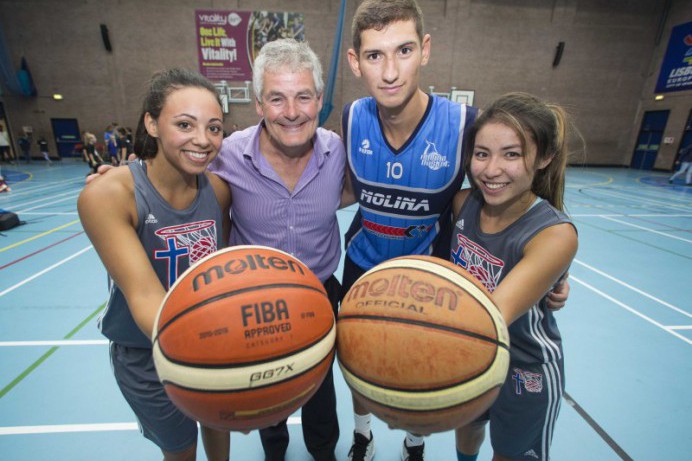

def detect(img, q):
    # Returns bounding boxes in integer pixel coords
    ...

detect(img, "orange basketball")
[337,255,509,434]
[152,245,335,431]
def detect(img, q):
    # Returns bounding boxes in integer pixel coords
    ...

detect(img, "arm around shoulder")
[340,166,356,208]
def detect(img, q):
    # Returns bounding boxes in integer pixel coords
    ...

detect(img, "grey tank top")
[99,160,223,347]
[450,190,575,364]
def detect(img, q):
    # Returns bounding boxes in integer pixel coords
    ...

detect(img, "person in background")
[0,125,13,162]
[18,131,32,163]
[668,144,692,186]
[105,122,120,165]
[0,167,9,192]
[82,131,103,174]
[37,137,53,164]
[117,127,132,165]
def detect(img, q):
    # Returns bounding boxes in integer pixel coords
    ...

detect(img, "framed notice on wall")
[450,90,474,106]
[196,10,305,82]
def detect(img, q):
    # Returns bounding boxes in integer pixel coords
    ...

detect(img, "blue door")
[631,110,669,170]
[50,118,81,157]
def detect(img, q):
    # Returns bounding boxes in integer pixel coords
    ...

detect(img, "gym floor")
[0,160,689,460]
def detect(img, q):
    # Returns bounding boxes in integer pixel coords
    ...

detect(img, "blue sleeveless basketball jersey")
[343,95,478,270]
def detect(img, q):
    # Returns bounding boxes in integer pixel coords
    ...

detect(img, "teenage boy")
[340,2,569,460]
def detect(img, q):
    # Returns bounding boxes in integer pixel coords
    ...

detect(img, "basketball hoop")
[456,234,505,292]
[156,220,218,263]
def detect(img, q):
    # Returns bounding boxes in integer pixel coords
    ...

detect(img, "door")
[50,118,81,157]
[631,110,669,170]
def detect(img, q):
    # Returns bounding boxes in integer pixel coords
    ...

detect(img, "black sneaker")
[347,431,375,461]
[401,440,425,461]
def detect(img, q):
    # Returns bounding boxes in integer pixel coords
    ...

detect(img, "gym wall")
[0,0,690,167]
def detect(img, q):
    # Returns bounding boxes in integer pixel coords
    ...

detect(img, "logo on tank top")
[452,234,504,292]
[523,449,540,459]
[359,139,373,155]
[420,140,449,171]
[512,368,543,395]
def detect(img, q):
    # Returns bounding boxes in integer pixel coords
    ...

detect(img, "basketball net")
[456,233,505,292]
[155,220,218,263]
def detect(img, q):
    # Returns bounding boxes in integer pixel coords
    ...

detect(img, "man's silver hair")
[252,39,324,101]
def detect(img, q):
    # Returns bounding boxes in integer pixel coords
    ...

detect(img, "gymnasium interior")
[0,1,690,460]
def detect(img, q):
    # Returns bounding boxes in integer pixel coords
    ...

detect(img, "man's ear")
[421,33,431,67]
[316,92,324,112]
[255,97,264,118]
[347,48,362,78]
[144,113,158,138]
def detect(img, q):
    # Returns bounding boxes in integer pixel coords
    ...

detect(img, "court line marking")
[9,190,81,210]
[599,215,692,243]
[0,303,105,399]
[0,423,138,435]
[667,325,692,330]
[571,276,692,345]
[0,245,92,297]
[565,170,614,188]
[0,340,108,347]
[573,259,690,318]
[563,392,633,461]
[583,188,690,211]
[0,231,85,271]
[0,417,303,436]
[17,193,81,213]
[572,213,692,218]
[0,169,33,187]
[15,211,80,216]
[575,185,689,207]
[0,219,82,253]
[0,177,83,200]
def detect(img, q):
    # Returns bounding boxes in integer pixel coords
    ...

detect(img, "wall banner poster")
[196,10,305,82]
[655,21,692,94]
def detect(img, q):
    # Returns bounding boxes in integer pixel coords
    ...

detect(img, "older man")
[208,39,345,461]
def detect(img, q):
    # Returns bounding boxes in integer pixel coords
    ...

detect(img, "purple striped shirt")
[208,122,345,282]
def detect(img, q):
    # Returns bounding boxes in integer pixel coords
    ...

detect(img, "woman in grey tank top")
[451,93,580,461]
[78,68,231,461]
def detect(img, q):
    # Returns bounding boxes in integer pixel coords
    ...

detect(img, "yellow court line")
[566,171,614,189]
[0,219,81,253]
[2,169,34,184]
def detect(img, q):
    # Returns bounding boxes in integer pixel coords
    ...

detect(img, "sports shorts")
[110,342,198,452]
[485,358,565,460]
